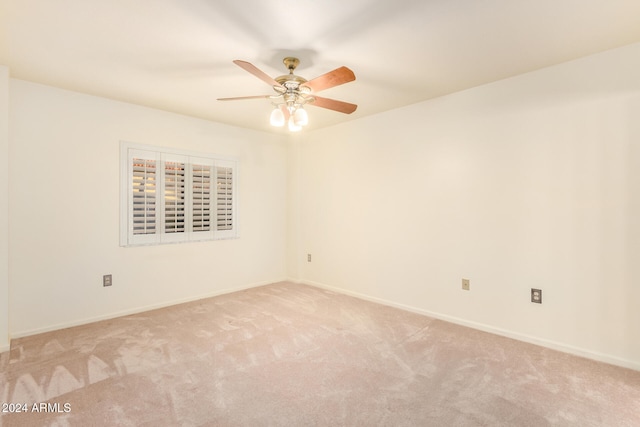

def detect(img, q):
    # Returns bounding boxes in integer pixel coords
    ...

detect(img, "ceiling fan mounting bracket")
[275,57,307,88]
[283,57,300,72]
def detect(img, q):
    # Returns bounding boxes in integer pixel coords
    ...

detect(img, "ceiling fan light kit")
[288,116,302,132]
[293,107,308,126]
[269,107,285,127]
[218,57,357,131]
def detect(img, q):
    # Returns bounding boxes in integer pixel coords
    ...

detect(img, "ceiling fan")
[218,57,357,131]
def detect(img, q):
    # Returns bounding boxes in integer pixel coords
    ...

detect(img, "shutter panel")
[164,160,186,234]
[132,158,157,235]
[192,163,212,233]
[216,165,234,233]
[125,148,161,246]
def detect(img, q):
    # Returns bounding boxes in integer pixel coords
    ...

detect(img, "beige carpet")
[1,282,639,426]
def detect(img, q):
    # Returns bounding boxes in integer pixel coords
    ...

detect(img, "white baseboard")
[0,344,9,353]
[301,279,640,372]
[11,278,285,340]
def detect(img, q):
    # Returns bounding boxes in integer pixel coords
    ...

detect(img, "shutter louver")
[192,164,211,232]
[132,158,157,235]
[164,161,186,234]
[216,166,233,231]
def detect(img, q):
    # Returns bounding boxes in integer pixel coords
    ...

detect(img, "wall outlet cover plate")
[531,288,542,303]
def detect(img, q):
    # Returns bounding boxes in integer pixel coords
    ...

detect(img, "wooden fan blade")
[302,66,355,93]
[233,60,282,87]
[217,95,272,101]
[309,96,357,114]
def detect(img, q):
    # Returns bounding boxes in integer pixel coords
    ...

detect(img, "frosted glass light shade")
[293,108,308,126]
[288,116,302,132]
[270,108,285,127]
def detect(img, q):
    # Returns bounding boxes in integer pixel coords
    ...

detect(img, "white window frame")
[120,141,238,247]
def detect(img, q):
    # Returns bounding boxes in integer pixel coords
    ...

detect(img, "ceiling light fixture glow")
[288,115,302,132]
[269,107,285,127]
[271,97,310,131]
[293,107,308,127]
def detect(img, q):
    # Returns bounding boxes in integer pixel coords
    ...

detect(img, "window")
[120,142,238,246]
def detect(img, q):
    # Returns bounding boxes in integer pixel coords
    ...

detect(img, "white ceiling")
[2,0,640,133]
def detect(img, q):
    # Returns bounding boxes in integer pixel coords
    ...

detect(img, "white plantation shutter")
[160,154,187,243]
[216,163,234,236]
[192,164,211,232]
[127,149,160,245]
[132,158,157,235]
[121,142,237,246]
[189,157,215,241]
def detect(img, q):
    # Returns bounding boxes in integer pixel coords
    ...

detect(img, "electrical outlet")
[462,278,470,291]
[307,254,312,262]
[103,274,112,287]
[531,288,542,304]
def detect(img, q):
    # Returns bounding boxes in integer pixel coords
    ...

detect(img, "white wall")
[6,43,640,370]
[9,80,288,337]
[292,43,640,369]
[0,66,9,352]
